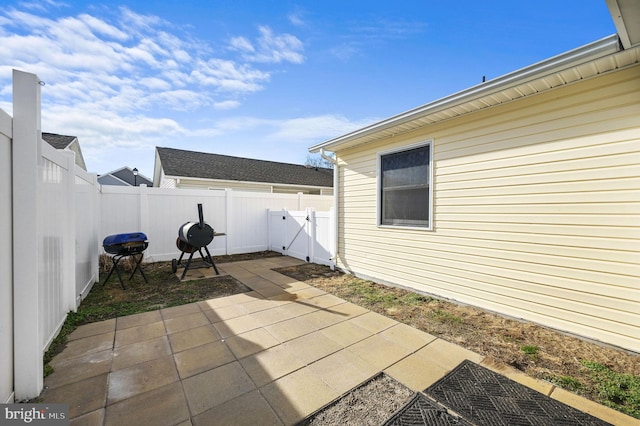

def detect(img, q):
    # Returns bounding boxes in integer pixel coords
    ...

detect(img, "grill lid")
[178,222,214,248]
[103,232,148,247]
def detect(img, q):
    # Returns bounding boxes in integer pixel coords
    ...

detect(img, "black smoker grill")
[102,232,148,289]
[171,204,220,279]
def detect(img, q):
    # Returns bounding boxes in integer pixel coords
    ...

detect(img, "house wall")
[335,65,640,352]
[69,140,87,171]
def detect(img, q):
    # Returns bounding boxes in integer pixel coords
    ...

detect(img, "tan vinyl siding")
[336,65,640,352]
[171,178,331,194]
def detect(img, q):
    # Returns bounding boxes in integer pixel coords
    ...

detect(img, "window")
[378,142,431,228]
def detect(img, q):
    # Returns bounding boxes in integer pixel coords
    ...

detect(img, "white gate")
[268,209,334,268]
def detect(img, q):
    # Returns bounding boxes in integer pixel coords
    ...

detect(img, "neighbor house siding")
[167,176,333,194]
[336,65,640,352]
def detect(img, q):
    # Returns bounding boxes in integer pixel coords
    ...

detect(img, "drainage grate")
[424,360,612,426]
[383,393,473,426]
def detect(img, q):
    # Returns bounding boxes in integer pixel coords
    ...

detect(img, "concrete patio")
[39,257,631,425]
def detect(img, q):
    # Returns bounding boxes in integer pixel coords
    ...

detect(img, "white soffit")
[310,35,640,153]
[607,0,640,49]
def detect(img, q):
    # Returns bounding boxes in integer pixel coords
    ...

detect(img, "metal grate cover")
[383,393,473,426]
[424,360,611,426]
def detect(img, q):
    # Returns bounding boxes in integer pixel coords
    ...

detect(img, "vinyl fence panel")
[143,187,227,260]
[74,169,100,302]
[311,210,334,267]
[227,191,300,255]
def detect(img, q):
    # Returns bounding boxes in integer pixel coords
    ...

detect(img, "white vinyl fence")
[268,209,335,267]
[3,70,334,403]
[99,186,333,262]
[1,102,14,404]
[8,70,103,401]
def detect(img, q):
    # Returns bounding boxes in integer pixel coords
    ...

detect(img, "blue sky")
[0,1,617,178]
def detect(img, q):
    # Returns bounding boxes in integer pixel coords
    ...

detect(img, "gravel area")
[301,374,414,426]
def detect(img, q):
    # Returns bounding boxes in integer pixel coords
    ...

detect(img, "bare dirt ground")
[273,261,640,419]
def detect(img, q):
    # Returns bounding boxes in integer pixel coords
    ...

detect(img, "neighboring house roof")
[42,132,76,149]
[98,166,153,187]
[156,147,333,188]
[310,34,639,153]
[42,132,87,171]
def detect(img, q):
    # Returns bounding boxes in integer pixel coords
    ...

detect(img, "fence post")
[225,189,232,255]
[282,208,288,254]
[12,69,44,399]
[308,208,315,264]
[139,184,149,234]
[0,108,13,404]
[96,176,103,283]
[91,174,100,287]
[329,207,336,270]
[267,209,272,251]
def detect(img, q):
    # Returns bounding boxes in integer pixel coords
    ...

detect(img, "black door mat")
[383,392,473,426]
[424,360,611,426]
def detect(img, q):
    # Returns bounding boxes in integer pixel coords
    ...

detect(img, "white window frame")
[377,140,433,231]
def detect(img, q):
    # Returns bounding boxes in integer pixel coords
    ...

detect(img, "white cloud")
[229,26,304,64]
[189,114,374,148]
[288,11,306,27]
[328,17,427,60]
[1,5,373,175]
[229,36,254,53]
[18,0,67,12]
[267,115,374,145]
[213,100,241,110]
[78,13,128,41]
[0,5,308,168]
[0,6,301,98]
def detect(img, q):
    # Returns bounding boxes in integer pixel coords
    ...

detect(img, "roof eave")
[309,35,623,153]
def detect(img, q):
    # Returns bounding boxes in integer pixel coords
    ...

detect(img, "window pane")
[380,145,430,227]
[382,146,429,189]
[382,187,429,225]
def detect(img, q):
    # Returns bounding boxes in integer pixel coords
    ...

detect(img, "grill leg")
[180,251,196,280]
[203,246,219,275]
[103,255,126,290]
[129,253,148,283]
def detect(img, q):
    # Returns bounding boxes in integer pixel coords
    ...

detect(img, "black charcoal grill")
[102,232,148,289]
[172,204,220,279]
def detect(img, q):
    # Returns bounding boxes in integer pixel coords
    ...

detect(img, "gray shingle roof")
[98,167,153,186]
[157,147,333,187]
[42,132,77,149]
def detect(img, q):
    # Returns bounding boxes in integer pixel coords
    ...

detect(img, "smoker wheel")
[171,258,178,273]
